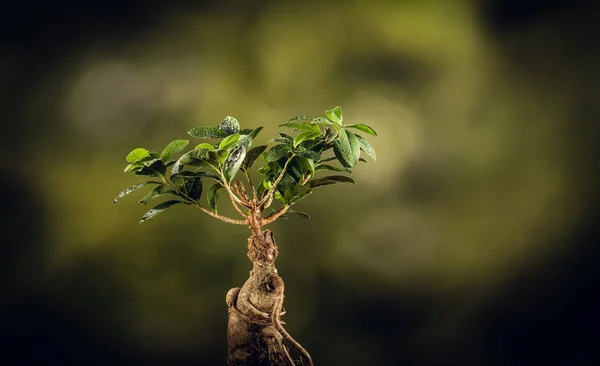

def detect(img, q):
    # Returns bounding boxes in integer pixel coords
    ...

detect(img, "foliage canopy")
[115,107,377,229]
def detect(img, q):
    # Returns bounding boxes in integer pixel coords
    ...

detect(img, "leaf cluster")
[115,107,377,226]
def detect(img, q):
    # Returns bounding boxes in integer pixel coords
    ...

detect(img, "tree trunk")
[226,229,313,366]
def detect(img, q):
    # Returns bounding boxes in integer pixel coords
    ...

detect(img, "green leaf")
[294,131,321,148]
[246,126,263,139]
[208,183,223,212]
[224,145,246,182]
[279,122,320,133]
[138,184,176,205]
[269,133,294,145]
[188,126,229,139]
[315,164,347,172]
[218,134,240,150]
[287,209,310,219]
[345,124,377,136]
[114,181,161,203]
[216,149,230,164]
[218,116,240,135]
[295,150,321,162]
[243,145,267,170]
[126,148,151,163]
[139,200,183,223]
[265,144,291,162]
[160,140,189,161]
[276,173,298,196]
[135,159,167,178]
[186,177,203,201]
[239,128,253,135]
[257,165,271,175]
[311,116,337,126]
[195,143,215,150]
[308,175,355,188]
[284,185,313,205]
[296,156,315,175]
[256,179,267,198]
[354,133,377,161]
[171,171,221,185]
[333,129,359,168]
[124,163,144,172]
[325,106,343,125]
[288,116,313,123]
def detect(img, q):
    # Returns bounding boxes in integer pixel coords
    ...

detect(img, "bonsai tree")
[115,106,377,365]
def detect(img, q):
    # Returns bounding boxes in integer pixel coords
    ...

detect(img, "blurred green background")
[2,0,599,365]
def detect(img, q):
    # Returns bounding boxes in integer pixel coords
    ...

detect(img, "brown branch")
[272,276,314,366]
[219,171,252,218]
[193,204,248,225]
[243,169,257,200]
[261,204,290,226]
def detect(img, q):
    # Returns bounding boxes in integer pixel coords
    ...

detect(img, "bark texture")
[226,230,312,366]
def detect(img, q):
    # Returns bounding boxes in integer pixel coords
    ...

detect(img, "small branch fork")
[165,154,312,232]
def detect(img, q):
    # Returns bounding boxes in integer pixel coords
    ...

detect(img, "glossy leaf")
[139,200,182,223]
[297,156,315,175]
[126,148,150,163]
[265,144,291,162]
[124,163,144,172]
[208,183,223,211]
[315,164,347,172]
[186,177,203,201]
[269,133,293,145]
[288,116,313,123]
[188,126,229,139]
[246,126,263,139]
[160,140,189,161]
[295,150,321,162]
[284,185,313,205]
[243,145,267,170]
[219,134,240,150]
[216,149,230,164]
[333,129,359,168]
[195,143,215,150]
[294,131,321,147]
[345,124,377,136]
[114,181,161,203]
[325,106,343,125]
[171,171,221,184]
[138,184,176,205]
[311,117,338,127]
[279,122,320,133]
[218,116,240,134]
[257,165,271,175]
[275,173,297,196]
[287,209,310,219]
[135,159,167,178]
[224,145,246,182]
[354,133,377,161]
[308,175,355,188]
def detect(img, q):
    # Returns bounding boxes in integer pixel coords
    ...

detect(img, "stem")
[243,169,257,200]
[261,204,290,225]
[163,179,247,225]
[193,204,248,225]
[258,156,293,206]
[220,170,252,218]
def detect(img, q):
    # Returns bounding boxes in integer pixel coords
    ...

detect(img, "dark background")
[1,0,599,365]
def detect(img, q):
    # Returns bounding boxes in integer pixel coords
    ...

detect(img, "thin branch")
[219,171,252,218]
[258,156,293,206]
[261,204,290,226]
[243,169,257,200]
[162,179,247,225]
[193,204,248,225]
